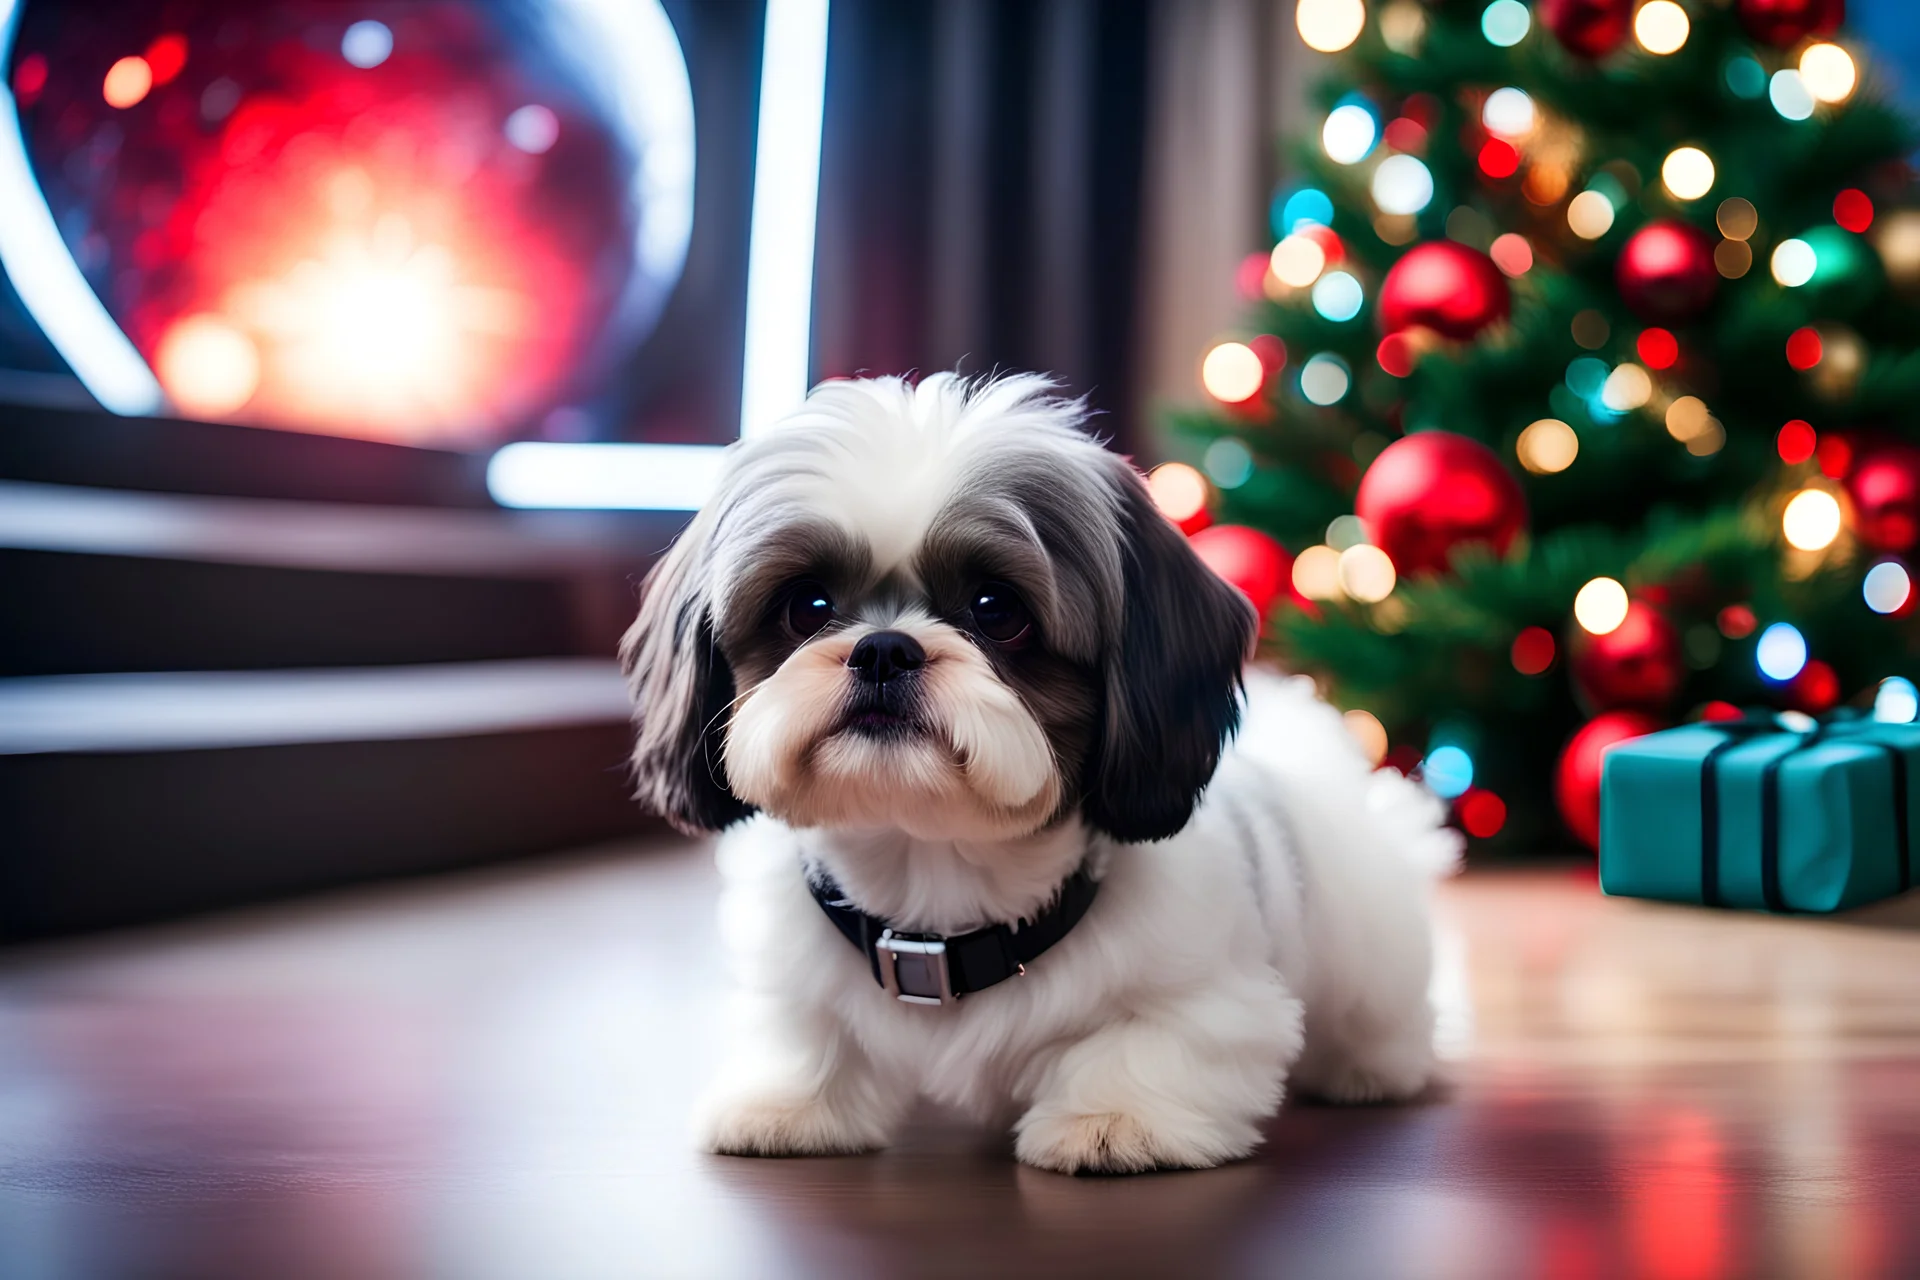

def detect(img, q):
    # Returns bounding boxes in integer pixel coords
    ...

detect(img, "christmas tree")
[1164,0,1920,852]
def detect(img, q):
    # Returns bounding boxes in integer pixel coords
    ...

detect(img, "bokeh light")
[1270,234,1328,288]
[1726,56,1767,99]
[1338,543,1398,602]
[1666,397,1711,442]
[1371,155,1435,216]
[1326,514,1372,550]
[1482,87,1534,139]
[1719,603,1758,639]
[1634,1,1690,54]
[1786,326,1824,370]
[1292,544,1345,599]
[1511,625,1556,675]
[1422,745,1474,798]
[1298,0,1367,53]
[1637,328,1679,369]
[505,104,561,154]
[145,34,189,86]
[1782,488,1843,551]
[1489,233,1532,276]
[1716,197,1758,241]
[102,56,153,109]
[1458,789,1507,838]
[1865,561,1912,615]
[1799,43,1857,104]
[1566,356,1609,400]
[156,315,261,418]
[1574,577,1630,635]
[1516,418,1578,474]
[1203,437,1256,488]
[1322,102,1379,164]
[1147,462,1209,523]
[1600,363,1653,412]
[1756,622,1808,682]
[1567,190,1615,239]
[1777,419,1817,465]
[1312,271,1365,321]
[1875,676,1919,722]
[1770,69,1815,121]
[1772,238,1817,287]
[1834,189,1874,234]
[1300,353,1351,405]
[1344,709,1389,765]
[1481,0,1531,47]
[1661,147,1714,201]
[342,19,395,69]
[1202,342,1266,402]
[1279,188,1335,234]
[1478,139,1521,179]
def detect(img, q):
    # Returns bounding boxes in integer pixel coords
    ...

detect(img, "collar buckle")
[874,929,954,1005]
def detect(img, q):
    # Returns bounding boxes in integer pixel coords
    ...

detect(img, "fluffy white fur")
[701,670,1456,1174]
[625,374,1460,1175]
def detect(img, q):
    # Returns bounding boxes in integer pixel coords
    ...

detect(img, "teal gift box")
[1600,715,1920,913]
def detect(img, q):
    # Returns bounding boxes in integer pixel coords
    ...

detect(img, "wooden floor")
[2,843,1919,1279]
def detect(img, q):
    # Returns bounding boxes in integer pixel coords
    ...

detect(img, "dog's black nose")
[848,630,926,684]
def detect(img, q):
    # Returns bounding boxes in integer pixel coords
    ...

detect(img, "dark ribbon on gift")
[1699,710,1911,911]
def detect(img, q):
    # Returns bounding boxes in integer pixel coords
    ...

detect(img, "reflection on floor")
[2,842,1918,1279]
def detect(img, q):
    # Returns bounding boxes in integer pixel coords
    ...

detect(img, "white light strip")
[0,659,629,755]
[487,441,729,510]
[0,1,165,415]
[485,0,829,510]
[738,0,830,438]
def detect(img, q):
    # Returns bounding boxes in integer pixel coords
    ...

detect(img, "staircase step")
[0,480,681,675]
[0,660,653,940]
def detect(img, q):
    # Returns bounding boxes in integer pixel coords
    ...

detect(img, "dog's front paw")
[696,1089,890,1158]
[1015,1109,1237,1176]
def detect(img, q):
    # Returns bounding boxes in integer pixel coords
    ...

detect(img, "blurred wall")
[809,0,1151,449]
[809,0,1314,459]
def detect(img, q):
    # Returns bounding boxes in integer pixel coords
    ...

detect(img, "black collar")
[807,867,1099,1005]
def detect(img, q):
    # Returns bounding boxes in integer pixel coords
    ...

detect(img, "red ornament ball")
[1540,0,1635,58]
[1555,710,1665,851]
[1617,220,1718,324]
[1737,0,1844,48]
[1378,241,1511,342]
[1569,601,1685,712]
[1846,443,1920,553]
[1355,431,1528,576]
[1188,524,1293,620]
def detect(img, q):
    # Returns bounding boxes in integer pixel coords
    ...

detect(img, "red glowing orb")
[1511,625,1557,676]
[1636,327,1679,370]
[1834,188,1874,234]
[12,2,691,445]
[1786,327,1824,371]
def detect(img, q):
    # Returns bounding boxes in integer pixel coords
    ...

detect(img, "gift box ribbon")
[1698,711,1913,911]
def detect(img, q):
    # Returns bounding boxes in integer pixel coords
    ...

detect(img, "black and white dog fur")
[621,373,1458,1175]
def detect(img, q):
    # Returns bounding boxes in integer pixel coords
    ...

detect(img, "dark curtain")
[810,0,1152,452]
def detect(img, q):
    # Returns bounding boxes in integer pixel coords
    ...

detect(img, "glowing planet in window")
[2,0,695,446]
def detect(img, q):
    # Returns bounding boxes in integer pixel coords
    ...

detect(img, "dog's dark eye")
[786,582,835,638]
[970,582,1032,645]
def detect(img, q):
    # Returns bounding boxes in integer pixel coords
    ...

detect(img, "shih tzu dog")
[621,373,1458,1175]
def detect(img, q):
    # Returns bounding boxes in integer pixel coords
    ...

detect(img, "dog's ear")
[619,515,753,834]
[1082,466,1257,843]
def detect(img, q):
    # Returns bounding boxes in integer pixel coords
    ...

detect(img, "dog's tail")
[1233,666,1462,880]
